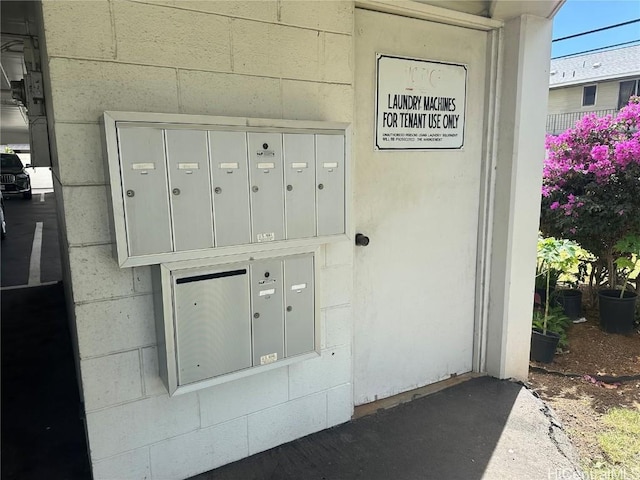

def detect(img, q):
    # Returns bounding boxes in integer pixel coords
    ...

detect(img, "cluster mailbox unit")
[101,112,350,395]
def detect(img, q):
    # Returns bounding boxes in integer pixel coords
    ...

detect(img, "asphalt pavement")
[1,191,61,287]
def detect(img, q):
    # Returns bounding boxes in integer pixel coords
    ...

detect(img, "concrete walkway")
[193,376,582,480]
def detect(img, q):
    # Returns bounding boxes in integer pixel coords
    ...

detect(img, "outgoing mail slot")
[174,267,252,384]
[284,254,315,357]
[248,133,285,243]
[209,131,251,247]
[118,126,172,256]
[166,129,214,251]
[250,259,284,366]
[283,134,316,239]
[316,134,345,236]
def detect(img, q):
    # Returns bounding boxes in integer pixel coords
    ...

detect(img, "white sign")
[375,54,467,151]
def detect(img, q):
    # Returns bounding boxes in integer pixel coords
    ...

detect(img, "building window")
[618,79,639,109]
[582,85,597,107]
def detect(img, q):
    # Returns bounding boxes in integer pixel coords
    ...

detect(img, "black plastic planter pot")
[555,289,583,319]
[598,290,638,334]
[530,329,560,363]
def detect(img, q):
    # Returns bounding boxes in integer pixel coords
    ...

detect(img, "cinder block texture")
[320,264,352,307]
[174,0,278,22]
[142,346,166,397]
[75,295,155,358]
[92,448,151,480]
[248,392,327,455]
[289,345,351,399]
[150,417,248,480]
[232,21,320,81]
[86,394,199,459]
[54,123,106,185]
[68,245,136,303]
[323,33,353,83]
[280,1,353,33]
[113,2,231,71]
[63,186,111,245]
[324,305,352,348]
[198,367,288,427]
[41,1,114,59]
[178,70,282,118]
[48,58,179,122]
[81,350,143,411]
[327,383,353,426]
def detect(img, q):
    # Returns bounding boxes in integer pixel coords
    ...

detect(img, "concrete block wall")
[38,1,354,478]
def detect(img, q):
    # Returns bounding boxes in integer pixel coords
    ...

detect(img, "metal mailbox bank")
[102,112,350,395]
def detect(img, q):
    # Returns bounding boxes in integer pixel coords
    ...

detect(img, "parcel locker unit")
[174,267,252,384]
[153,250,319,395]
[102,112,350,268]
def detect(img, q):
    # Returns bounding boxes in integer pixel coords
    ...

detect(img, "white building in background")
[2,1,562,478]
[547,44,640,133]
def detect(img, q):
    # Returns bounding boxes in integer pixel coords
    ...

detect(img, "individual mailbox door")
[284,255,315,357]
[118,126,172,256]
[165,129,214,251]
[174,267,251,384]
[316,134,345,236]
[283,134,316,239]
[247,133,284,243]
[209,131,251,247]
[250,259,284,366]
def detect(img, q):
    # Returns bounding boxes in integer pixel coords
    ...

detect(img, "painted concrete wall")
[548,79,622,114]
[39,1,354,478]
[486,15,552,380]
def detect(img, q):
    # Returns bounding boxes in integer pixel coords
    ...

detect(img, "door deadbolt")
[172,188,181,195]
[126,190,135,198]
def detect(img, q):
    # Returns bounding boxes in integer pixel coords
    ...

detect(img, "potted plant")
[531,237,577,362]
[598,234,640,334]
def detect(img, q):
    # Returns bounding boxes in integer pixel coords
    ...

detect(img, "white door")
[354,9,488,405]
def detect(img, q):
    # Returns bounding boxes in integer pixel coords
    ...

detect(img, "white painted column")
[485,15,553,380]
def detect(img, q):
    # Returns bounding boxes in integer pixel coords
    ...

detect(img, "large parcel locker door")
[316,134,345,236]
[248,133,285,243]
[283,134,316,239]
[209,131,251,247]
[174,267,251,385]
[284,255,315,357]
[165,129,214,251]
[117,126,172,256]
[250,259,284,366]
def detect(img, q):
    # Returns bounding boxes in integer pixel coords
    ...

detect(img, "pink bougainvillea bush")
[540,96,640,284]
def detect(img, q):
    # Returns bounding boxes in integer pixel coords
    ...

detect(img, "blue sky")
[552,0,640,58]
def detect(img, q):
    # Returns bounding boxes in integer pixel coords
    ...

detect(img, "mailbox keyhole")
[264,272,270,278]
[286,306,292,312]
[287,185,293,191]
[263,143,269,149]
